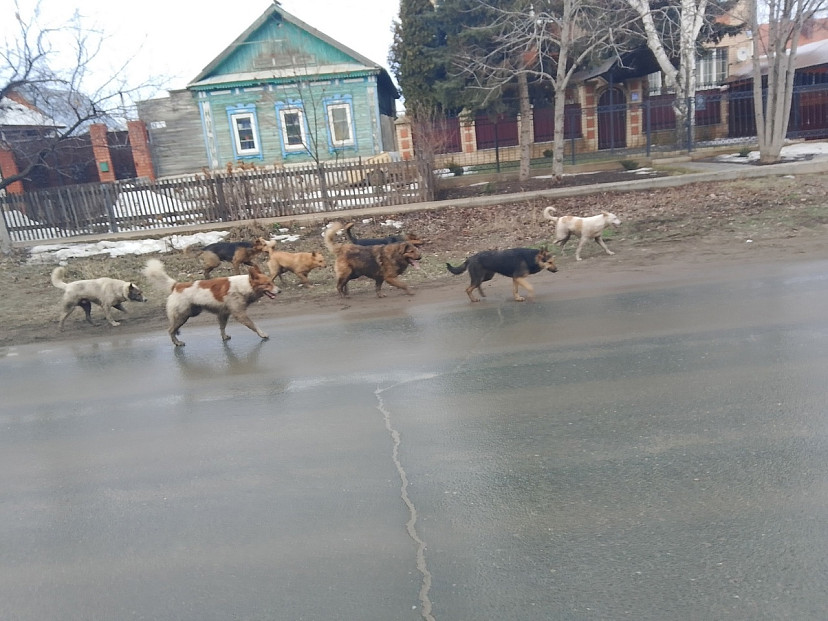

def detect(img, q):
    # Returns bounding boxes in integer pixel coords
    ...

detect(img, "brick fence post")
[127,120,156,180]
[89,123,116,183]
[0,148,24,194]
[395,117,414,161]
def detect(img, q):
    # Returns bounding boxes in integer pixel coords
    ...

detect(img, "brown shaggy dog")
[143,258,278,346]
[324,221,422,298]
[196,238,267,278]
[261,240,327,286]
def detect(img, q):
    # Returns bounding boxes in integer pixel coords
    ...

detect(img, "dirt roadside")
[2,170,828,349]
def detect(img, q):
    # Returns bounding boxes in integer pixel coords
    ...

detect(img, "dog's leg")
[465,284,481,303]
[595,236,615,256]
[79,299,94,325]
[296,271,311,286]
[512,277,534,302]
[218,311,232,341]
[58,302,77,331]
[168,315,190,346]
[101,302,123,327]
[230,311,269,340]
[374,278,387,298]
[575,236,587,261]
[383,276,413,296]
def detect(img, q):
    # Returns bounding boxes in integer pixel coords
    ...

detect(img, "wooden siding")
[203,78,384,167]
[211,14,357,77]
[137,91,208,178]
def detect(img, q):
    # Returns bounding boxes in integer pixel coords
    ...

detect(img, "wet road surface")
[2,258,828,620]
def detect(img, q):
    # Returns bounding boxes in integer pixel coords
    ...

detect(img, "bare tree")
[454,0,634,181]
[625,0,739,146]
[0,1,153,194]
[748,0,827,163]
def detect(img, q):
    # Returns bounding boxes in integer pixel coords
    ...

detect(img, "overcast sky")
[6,0,400,96]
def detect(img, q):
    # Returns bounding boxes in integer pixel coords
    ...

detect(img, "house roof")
[188,3,398,97]
[729,38,828,80]
[0,96,59,128]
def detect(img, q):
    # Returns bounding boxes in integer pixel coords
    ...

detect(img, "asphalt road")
[2,256,828,620]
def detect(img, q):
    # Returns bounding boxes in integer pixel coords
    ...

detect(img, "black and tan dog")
[324,221,422,297]
[447,248,558,303]
[196,238,267,278]
[343,221,425,247]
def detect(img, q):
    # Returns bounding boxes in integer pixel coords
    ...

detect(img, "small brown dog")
[324,221,422,298]
[196,238,267,278]
[261,240,327,286]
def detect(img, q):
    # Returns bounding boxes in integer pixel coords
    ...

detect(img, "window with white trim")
[278,106,308,152]
[230,112,260,156]
[327,102,355,147]
[696,47,728,89]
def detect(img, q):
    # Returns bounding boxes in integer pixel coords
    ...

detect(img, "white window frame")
[278,106,308,152]
[327,102,355,147]
[230,112,260,156]
[696,47,728,89]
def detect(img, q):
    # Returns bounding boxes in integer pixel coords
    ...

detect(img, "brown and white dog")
[261,240,327,286]
[143,258,278,346]
[51,266,147,330]
[542,206,621,261]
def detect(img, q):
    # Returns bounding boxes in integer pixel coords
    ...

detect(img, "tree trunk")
[517,72,532,182]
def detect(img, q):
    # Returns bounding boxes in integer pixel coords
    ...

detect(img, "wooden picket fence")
[1,158,430,243]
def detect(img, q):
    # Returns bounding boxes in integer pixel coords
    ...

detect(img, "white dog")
[542,206,621,261]
[143,258,278,346]
[51,266,147,330]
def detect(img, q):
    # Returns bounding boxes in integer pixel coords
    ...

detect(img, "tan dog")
[143,258,278,346]
[261,240,327,286]
[51,266,147,330]
[323,221,422,298]
[542,206,621,261]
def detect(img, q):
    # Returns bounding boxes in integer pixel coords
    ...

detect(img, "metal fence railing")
[425,81,828,173]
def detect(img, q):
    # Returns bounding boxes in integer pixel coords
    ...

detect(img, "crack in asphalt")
[375,385,435,621]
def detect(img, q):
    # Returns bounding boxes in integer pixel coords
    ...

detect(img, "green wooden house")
[137,3,399,177]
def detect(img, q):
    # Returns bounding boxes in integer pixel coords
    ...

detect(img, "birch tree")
[748,0,827,163]
[625,0,738,146]
[454,0,635,181]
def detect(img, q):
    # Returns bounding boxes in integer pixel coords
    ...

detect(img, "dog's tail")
[446,260,469,275]
[50,266,68,290]
[143,259,176,293]
[542,206,558,223]
[343,222,358,243]
[324,221,346,253]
